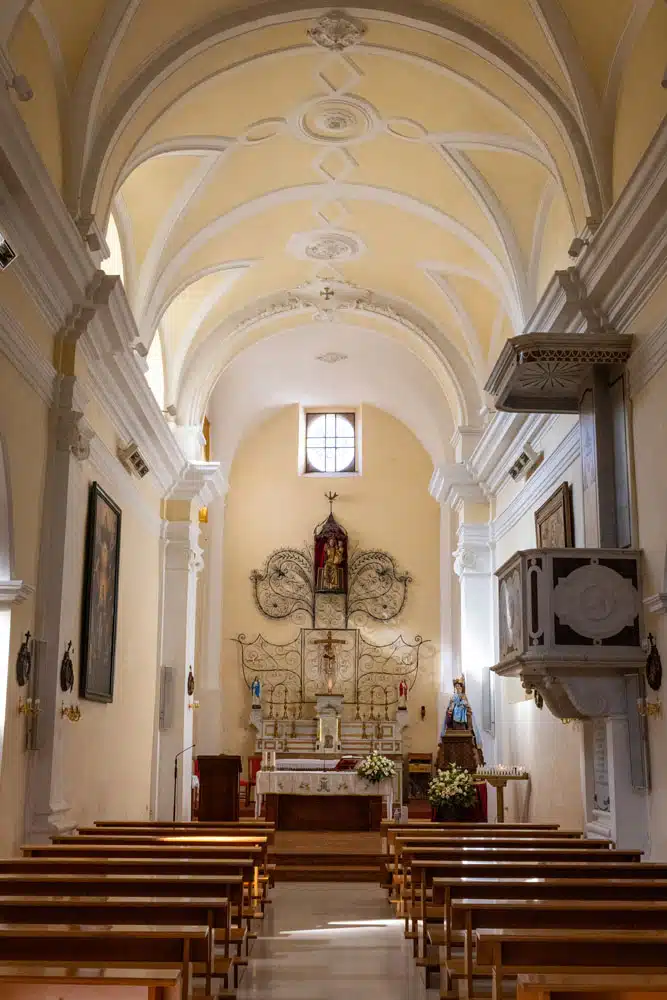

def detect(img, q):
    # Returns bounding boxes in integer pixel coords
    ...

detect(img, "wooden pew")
[452,898,667,999]
[390,836,618,895]
[0,965,183,1000]
[382,820,574,855]
[406,850,643,934]
[79,824,276,845]
[517,972,667,1000]
[475,929,667,1000]
[95,820,272,828]
[0,924,209,1000]
[0,895,231,995]
[408,858,661,971]
[0,872,248,987]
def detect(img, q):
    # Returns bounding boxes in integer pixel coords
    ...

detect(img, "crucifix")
[313,629,347,693]
[320,285,334,301]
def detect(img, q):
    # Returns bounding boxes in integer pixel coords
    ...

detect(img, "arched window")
[145,331,166,411]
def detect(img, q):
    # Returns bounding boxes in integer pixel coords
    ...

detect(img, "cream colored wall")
[219,403,442,762]
[492,414,585,829]
[0,352,49,855]
[59,399,162,827]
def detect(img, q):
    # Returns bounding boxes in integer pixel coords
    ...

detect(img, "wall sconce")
[18,697,40,717]
[420,705,426,721]
[188,700,200,711]
[60,702,82,722]
[637,698,662,719]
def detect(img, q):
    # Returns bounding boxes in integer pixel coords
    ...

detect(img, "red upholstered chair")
[240,754,262,806]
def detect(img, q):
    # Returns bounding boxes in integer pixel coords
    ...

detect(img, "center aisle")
[237,882,423,999]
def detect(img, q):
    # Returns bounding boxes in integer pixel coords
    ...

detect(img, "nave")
[237,882,421,1000]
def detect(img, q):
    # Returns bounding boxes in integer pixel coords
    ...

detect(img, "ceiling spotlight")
[0,233,16,271]
[568,236,589,259]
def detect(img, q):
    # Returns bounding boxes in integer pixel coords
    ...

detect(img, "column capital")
[429,462,486,509]
[453,522,492,578]
[166,461,227,506]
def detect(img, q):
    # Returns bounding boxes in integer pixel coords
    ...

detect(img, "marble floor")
[237,882,425,999]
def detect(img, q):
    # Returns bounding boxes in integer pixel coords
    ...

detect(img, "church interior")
[1,0,667,997]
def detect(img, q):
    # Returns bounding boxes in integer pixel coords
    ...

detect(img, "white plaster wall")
[491,414,585,829]
[632,356,667,859]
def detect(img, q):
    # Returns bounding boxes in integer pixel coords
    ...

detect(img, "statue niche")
[314,495,347,594]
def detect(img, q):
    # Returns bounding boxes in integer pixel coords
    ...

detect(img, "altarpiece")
[235,495,424,761]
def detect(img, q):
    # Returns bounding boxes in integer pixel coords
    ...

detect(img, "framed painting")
[80,482,122,702]
[534,481,574,548]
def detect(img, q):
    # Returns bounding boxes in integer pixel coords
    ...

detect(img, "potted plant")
[428,763,477,820]
[356,750,396,783]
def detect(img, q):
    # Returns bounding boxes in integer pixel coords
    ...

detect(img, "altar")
[255,769,394,830]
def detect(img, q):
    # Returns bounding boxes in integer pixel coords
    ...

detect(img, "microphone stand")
[173,743,196,821]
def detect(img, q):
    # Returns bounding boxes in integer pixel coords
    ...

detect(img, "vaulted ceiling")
[5,1,667,463]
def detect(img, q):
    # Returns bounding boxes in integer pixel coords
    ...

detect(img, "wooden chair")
[240,755,262,807]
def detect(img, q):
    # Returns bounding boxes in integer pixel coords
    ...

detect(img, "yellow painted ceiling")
[7,0,665,426]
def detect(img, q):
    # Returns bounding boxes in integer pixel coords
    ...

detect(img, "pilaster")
[24,372,96,839]
[196,494,227,756]
[154,462,226,820]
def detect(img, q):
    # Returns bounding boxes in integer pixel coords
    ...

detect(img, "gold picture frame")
[534,481,574,548]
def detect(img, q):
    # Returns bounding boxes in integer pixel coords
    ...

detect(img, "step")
[270,853,384,867]
[274,865,382,883]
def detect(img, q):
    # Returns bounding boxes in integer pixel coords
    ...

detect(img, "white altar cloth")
[255,769,394,819]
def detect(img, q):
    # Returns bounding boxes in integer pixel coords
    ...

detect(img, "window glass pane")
[307,415,326,438]
[307,446,326,471]
[336,414,354,436]
[305,411,357,474]
[336,447,355,472]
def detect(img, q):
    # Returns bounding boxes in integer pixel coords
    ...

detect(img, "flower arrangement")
[356,750,396,784]
[428,764,477,812]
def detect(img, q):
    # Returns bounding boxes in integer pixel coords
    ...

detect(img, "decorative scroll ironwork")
[357,633,423,705]
[348,550,412,623]
[235,627,424,708]
[251,548,313,624]
[235,632,303,708]
[251,545,412,626]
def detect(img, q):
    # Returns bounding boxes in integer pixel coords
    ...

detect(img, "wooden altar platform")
[269,831,384,882]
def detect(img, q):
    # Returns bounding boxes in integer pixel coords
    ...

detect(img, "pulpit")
[196,754,242,821]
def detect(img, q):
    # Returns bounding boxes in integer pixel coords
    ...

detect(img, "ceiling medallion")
[287,230,365,262]
[307,12,366,51]
[316,352,349,364]
[298,97,375,144]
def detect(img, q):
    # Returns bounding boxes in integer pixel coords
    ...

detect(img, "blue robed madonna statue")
[440,675,484,767]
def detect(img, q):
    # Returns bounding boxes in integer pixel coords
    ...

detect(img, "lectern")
[196,754,242,821]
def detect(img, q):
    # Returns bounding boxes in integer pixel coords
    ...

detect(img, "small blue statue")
[251,677,261,702]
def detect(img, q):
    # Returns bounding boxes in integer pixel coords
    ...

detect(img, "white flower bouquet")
[356,750,396,784]
[428,764,477,812]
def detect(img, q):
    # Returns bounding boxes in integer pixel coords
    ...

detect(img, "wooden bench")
[406,853,645,948]
[450,898,667,999]
[0,895,231,994]
[391,838,624,898]
[433,876,667,963]
[408,859,663,971]
[0,872,249,986]
[517,972,667,1000]
[475,929,667,1000]
[0,924,209,1000]
[0,965,183,1000]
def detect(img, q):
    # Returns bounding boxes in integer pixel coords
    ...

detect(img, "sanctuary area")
[1,1,667,998]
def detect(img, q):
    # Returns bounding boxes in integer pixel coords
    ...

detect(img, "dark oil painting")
[80,482,122,702]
